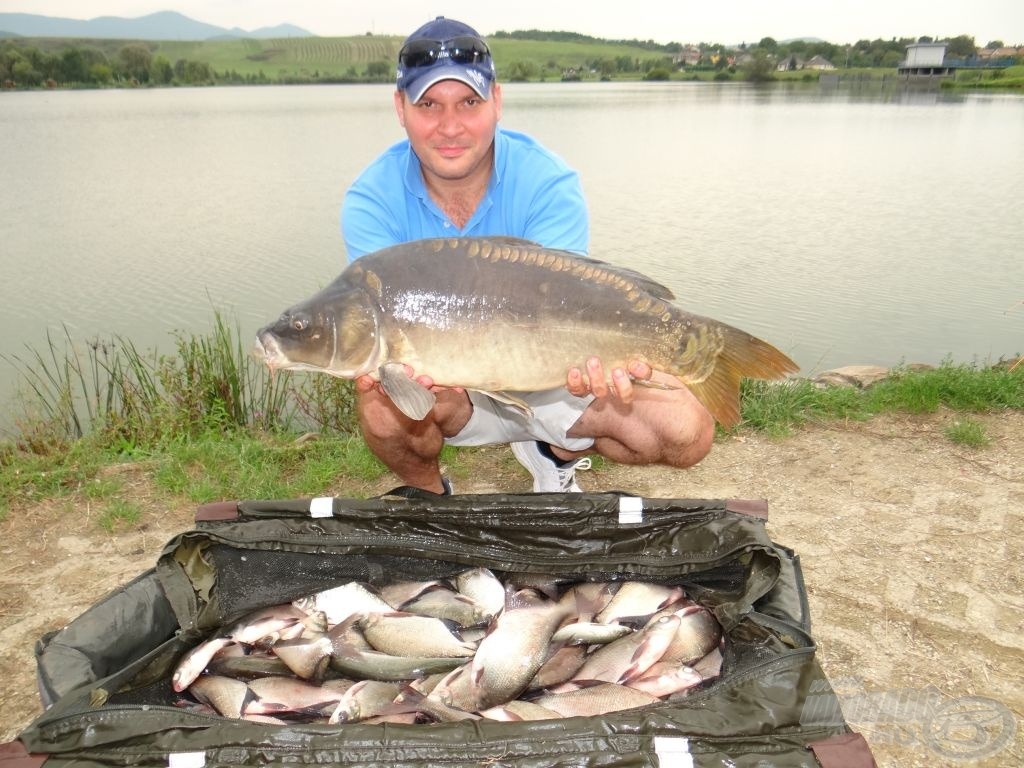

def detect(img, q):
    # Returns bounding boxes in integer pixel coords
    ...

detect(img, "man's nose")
[436,108,462,135]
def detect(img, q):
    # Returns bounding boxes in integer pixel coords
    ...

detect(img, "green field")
[159,35,673,78]
[156,36,405,77]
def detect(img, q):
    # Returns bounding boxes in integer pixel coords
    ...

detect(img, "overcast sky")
[3,1,1021,46]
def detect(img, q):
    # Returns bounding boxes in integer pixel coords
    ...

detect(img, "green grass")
[97,498,143,532]
[943,418,991,448]
[0,437,106,504]
[734,361,1023,437]
[155,36,404,79]
[150,430,385,502]
[81,475,122,500]
[862,362,1023,412]
[945,64,1024,89]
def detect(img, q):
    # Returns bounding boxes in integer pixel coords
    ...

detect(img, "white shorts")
[445,388,596,452]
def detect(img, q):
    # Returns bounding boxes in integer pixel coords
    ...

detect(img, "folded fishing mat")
[6,492,876,768]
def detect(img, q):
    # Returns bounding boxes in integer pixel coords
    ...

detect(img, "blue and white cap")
[396,17,496,103]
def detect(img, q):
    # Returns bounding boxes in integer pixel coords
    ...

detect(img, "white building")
[899,42,954,77]
[905,42,947,66]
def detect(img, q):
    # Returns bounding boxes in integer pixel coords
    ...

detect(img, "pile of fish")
[172,568,724,724]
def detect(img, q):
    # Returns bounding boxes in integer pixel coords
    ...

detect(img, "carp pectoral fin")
[379,363,436,421]
[477,390,534,416]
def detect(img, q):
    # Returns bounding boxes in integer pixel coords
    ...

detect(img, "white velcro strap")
[618,496,644,524]
[653,736,693,767]
[168,752,206,768]
[309,496,334,518]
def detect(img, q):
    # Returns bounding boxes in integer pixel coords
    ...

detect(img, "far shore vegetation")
[0,316,1020,520]
[2,31,1022,90]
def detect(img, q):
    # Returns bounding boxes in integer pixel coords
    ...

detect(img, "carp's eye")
[288,313,311,332]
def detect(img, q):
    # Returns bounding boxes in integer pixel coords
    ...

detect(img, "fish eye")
[291,316,309,332]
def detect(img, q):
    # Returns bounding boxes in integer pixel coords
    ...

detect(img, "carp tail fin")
[685,326,799,428]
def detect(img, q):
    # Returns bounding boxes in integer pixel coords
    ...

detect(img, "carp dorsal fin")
[378,363,435,421]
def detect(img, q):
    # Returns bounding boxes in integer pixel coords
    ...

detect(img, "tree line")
[748,34,983,68]
[492,29,988,69]
[1,41,214,86]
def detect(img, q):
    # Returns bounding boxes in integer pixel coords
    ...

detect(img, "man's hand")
[354,373,380,394]
[566,357,653,403]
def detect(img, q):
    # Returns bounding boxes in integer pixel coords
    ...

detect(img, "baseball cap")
[396,17,496,103]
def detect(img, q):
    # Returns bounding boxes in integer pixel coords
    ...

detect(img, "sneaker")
[385,477,453,497]
[510,441,591,493]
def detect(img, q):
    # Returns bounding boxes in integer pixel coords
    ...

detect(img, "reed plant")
[0,316,369,516]
[3,313,300,453]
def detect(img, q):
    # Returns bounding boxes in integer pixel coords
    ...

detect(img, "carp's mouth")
[252,332,294,373]
[252,327,355,376]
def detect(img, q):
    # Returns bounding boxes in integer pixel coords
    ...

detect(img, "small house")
[804,55,835,70]
[776,54,804,72]
[672,47,702,67]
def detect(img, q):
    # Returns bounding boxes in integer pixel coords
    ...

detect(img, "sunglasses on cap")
[398,36,491,69]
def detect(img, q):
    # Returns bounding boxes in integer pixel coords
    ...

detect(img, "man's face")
[394,79,503,185]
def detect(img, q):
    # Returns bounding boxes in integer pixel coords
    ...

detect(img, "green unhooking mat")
[3,493,876,767]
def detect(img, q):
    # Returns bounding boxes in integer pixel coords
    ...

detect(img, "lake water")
[1,82,1022,421]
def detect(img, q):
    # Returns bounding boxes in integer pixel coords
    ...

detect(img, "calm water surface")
[1,82,1022,419]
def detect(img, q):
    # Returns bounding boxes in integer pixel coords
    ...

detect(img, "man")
[342,16,713,494]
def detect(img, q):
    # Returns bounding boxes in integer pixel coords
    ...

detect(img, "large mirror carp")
[253,237,798,426]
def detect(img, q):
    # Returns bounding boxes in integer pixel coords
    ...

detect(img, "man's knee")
[667,404,715,469]
[358,388,472,441]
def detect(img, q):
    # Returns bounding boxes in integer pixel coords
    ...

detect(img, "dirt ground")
[1,410,1021,766]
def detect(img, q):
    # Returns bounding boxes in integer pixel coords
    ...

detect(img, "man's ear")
[491,83,503,121]
[393,90,407,127]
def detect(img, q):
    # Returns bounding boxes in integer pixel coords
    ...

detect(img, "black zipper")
[192,527,771,574]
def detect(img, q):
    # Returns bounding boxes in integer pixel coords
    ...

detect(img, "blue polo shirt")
[341,127,589,261]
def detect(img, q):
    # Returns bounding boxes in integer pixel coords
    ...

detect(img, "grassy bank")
[0,321,1021,521]
[944,64,1024,89]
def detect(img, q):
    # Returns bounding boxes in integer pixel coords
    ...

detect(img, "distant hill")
[0,11,313,41]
